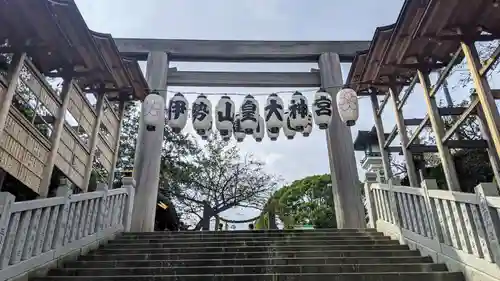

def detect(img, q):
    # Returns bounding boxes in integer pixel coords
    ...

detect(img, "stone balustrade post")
[121,177,136,232]
[96,183,109,232]
[363,172,378,228]
[52,179,73,250]
[0,192,15,269]
[421,179,444,243]
[475,183,500,265]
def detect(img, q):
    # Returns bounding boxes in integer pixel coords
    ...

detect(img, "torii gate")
[113,38,371,231]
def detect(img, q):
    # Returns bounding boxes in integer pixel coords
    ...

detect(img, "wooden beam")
[387,145,439,154]
[384,125,398,149]
[480,44,500,76]
[389,86,419,186]
[376,94,390,117]
[370,94,393,179]
[397,75,419,110]
[448,140,488,149]
[166,70,321,88]
[114,38,371,62]
[404,118,425,126]
[407,116,430,148]
[390,141,487,154]
[462,42,500,164]
[492,89,500,99]
[417,70,460,191]
[438,106,468,116]
[429,48,463,98]
[442,98,479,143]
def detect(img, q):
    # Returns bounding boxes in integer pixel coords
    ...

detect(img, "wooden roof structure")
[346,0,500,95]
[0,0,148,101]
[353,127,389,151]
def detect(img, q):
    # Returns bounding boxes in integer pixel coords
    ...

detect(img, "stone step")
[113,233,386,242]
[82,249,422,261]
[122,229,378,236]
[33,271,465,281]
[119,230,379,239]
[50,263,448,276]
[66,256,434,268]
[96,244,409,254]
[104,239,399,249]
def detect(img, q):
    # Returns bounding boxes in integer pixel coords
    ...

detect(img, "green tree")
[261,174,336,229]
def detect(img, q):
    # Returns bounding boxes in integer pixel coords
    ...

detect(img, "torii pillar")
[319,52,365,229]
[131,51,169,232]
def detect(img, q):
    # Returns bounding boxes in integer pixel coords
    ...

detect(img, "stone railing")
[0,177,135,280]
[364,179,500,281]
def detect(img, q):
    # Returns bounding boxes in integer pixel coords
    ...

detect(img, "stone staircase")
[33,229,463,281]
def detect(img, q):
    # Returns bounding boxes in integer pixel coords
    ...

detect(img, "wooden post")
[0,52,26,135]
[82,92,105,192]
[318,52,365,229]
[388,87,419,187]
[461,42,500,162]
[108,99,126,187]
[417,70,460,191]
[39,75,74,197]
[369,93,393,180]
[130,51,169,232]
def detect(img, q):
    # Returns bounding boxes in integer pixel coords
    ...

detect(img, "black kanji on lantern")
[217,101,234,122]
[233,116,243,132]
[264,99,283,122]
[169,98,187,120]
[289,98,308,119]
[286,115,295,131]
[241,99,257,122]
[192,101,210,121]
[314,96,332,116]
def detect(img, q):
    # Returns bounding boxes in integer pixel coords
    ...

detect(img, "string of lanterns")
[142,89,359,142]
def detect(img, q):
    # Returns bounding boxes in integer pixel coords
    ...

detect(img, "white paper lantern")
[264,93,284,134]
[312,90,333,129]
[142,93,165,132]
[192,94,213,137]
[252,115,265,142]
[302,112,313,137]
[336,88,359,127]
[199,121,213,140]
[240,94,259,134]
[282,111,296,140]
[288,91,309,131]
[233,113,246,142]
[267,127,279,141]
[167,93,188,133]
[215,96,235,140]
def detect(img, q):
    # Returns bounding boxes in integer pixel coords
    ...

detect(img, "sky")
[73,0,481,226]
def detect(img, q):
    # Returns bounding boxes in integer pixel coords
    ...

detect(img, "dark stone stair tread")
[67,256,433,267]
[50,263,448,276]
[80,250,423,261]
[32,272,464,281]
[66,256,434,268]
[122,229,379,235]
[96,244,409,253]
[105,239,396,248]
